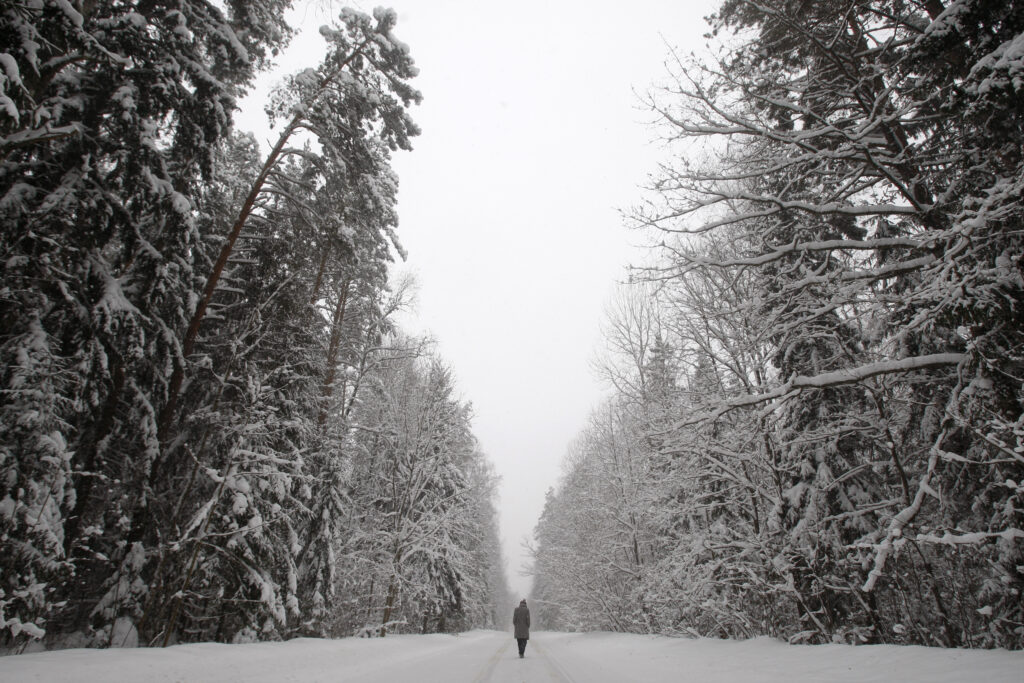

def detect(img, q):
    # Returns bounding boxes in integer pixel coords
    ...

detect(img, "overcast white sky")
[238,0,717,600]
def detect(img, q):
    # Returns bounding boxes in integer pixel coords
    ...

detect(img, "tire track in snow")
[470,638,507,683]
[533,639,577,683]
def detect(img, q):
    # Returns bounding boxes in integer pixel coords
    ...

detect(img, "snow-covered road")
[2,630,1022,682]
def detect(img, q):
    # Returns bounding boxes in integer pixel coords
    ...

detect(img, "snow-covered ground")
[2,630,1021,682]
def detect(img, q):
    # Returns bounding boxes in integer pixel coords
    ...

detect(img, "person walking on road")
[513,599,530,658]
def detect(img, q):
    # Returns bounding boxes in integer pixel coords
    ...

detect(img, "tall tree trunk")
[379,575,399,637]
[64,362,125,554]
[319,280,352,427]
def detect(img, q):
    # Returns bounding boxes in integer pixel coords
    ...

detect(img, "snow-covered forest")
[1,2,511,650]
[530,0,1024,650]
[2,0,1023,663]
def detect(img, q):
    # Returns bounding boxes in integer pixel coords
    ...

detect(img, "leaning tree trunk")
[155,37,372,451]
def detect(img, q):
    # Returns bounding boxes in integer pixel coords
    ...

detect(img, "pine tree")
[0,0,292,647]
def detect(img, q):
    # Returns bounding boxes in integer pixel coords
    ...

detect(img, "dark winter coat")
[513,601,530,639]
